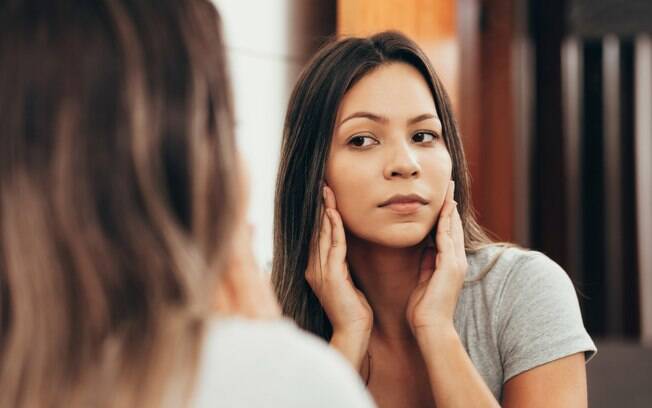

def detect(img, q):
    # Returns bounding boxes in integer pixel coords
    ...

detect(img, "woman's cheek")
[330,179,375,238]
[327,155,373,203]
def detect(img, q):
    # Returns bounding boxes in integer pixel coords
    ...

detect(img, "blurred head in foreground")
[0,0,241,405]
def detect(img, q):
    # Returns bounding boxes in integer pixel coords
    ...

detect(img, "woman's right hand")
[305,185,373,370]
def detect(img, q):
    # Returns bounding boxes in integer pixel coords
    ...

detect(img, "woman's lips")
[381,201,425,214]
[378,194,429,214]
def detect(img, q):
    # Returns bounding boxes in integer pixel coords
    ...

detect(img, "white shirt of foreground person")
[191,317,376,407]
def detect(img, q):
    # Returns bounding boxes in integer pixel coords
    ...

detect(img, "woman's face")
[325,62,452,248]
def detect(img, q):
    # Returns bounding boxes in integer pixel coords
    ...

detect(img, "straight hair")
[0,0,237,406]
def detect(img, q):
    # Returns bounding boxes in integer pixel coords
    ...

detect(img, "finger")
[451,206,465,259]
[323,185,338,210]
[307,207,329,287]
[318,208,332,273]
[306,216,318,271]
[326,208,347,266]
[435,203,456,270]
[436,217,455,259]
[435,234,456,273]
[447,180,455,203]
[437,196,455,237]
[438,180,456,230]
[452,208,468,278]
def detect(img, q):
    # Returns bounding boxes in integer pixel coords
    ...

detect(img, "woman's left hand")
[406,180,467,335]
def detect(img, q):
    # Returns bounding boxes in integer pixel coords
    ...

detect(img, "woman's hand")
[406,181,467,336]
[305,185,373,370]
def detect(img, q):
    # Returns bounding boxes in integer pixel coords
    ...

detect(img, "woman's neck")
[346,234,428,344]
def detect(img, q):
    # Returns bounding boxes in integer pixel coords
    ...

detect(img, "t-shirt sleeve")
[495,251,597,383]
[192,318,376,408]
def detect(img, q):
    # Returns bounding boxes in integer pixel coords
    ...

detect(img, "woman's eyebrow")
[408,113,439,125]
[337,112,440,128]
[338,111,388,127]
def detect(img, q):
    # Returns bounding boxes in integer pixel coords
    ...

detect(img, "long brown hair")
[0,0,237,406]
[272,31,495,341]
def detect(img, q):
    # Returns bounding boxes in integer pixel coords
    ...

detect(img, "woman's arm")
[501,352,588,407]
[417,326,588,408]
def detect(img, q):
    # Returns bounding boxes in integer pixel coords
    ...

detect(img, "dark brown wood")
[619,40,640,337]
[457,0,483,233]
[476,0,516,243]
[580,41,606,336]
[531,0,568,268]
[569,0,652,38]
[459,0,517,243]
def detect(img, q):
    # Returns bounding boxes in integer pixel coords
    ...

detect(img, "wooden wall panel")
[476,0,515,242]
[337,0,455,39]
[337,0,459,108]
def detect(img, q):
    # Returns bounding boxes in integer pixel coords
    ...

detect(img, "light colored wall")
[212,0,334,268]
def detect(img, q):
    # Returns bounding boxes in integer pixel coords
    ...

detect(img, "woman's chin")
[353,224,431,248]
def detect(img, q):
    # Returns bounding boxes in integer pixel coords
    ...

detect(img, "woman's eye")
[348,135,377,148]
[412,131,437,144]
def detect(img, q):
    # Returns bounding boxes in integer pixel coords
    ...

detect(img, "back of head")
[0,0,236,406]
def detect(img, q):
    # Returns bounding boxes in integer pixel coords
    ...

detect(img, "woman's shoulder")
[191,316,375,407]
[465,244,563,285]
[466,246,597,380]
[463,245,596,376]
[462,244,573,323]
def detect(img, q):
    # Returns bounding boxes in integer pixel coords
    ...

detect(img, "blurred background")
[213,0,652,405]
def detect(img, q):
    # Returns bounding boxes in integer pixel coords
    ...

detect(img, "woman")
[0,1,374,407]
[272,31,597,407]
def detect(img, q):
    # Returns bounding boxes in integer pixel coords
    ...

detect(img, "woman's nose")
[383,143,421,179]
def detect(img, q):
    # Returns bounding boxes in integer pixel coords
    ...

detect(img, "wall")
[212,0,334,268]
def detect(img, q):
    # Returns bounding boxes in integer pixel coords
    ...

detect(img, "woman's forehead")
[336,62,439,124]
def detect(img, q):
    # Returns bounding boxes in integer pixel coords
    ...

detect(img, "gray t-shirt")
[455,245,597,401]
